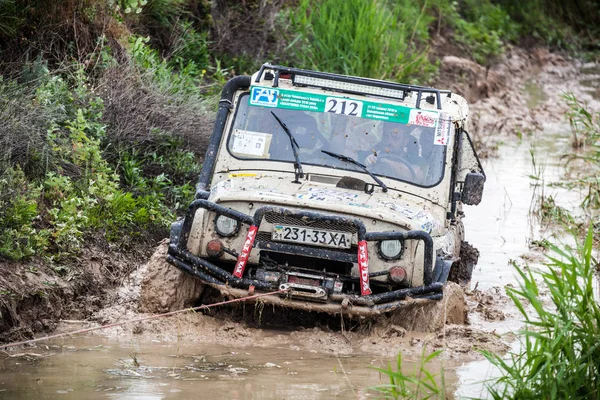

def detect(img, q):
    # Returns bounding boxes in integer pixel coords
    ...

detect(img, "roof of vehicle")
[250,64,469,128]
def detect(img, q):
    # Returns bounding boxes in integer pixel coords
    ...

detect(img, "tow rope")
[2,288,288,349]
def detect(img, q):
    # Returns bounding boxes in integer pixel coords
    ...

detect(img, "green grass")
[370,347,445,399]
[288,0,435,83]
[483,227,600,399]
[552,93,600,219]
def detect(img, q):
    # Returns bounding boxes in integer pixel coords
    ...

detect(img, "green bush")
[496,0,598,49]
[0,167,48,260]
[433,0,518,65]
[0,60,198,260]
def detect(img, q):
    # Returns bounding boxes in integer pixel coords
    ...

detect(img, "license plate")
[272,225,351,249]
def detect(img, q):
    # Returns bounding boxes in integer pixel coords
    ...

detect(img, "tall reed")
[289,0,433,83]
[483,227,600,399]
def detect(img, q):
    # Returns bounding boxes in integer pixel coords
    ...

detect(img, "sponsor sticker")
[210,179,234,199]
[233,225,258,278]
[250,87,279,107]
[434,113,451,146]
[296,187,359,202]
[408,109,438,128]
[357,240,372,295]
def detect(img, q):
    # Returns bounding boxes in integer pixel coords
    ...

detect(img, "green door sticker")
[248,85,437,125]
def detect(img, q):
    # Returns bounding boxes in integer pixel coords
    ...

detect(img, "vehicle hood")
[209,175,443,234]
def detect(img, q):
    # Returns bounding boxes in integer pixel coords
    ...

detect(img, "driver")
[269,109,326,160]
[364,122,422,181]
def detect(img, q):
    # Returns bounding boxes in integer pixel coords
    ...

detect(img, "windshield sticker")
[249,86,426,125]
[250,87,279,107]
[408,109,438,128]
[364,103,408,121]
[230,130,272,158]
[297,187,359,202]
[434,113,451,146]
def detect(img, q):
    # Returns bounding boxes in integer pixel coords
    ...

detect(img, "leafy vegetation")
[0,64,195,261]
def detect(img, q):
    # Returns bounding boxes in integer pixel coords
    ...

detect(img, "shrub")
[0,167,48,260]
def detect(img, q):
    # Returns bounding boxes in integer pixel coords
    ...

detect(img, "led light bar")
[292,74,406,100]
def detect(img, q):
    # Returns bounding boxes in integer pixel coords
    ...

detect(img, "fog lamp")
[215,215,239,237]
[379,240,403,260]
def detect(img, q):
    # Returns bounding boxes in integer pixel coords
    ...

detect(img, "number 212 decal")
[325,97,363,117]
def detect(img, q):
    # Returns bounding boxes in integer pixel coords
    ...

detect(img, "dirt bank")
[0,241,154,343]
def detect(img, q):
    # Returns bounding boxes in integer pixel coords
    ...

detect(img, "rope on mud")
[2,288,288,350]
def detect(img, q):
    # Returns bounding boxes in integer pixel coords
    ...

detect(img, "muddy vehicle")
[167,64,485,316]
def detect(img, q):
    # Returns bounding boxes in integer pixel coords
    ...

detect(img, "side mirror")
[462,172,485,205]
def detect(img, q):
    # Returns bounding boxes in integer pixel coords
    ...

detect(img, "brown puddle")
[1,334,460,399]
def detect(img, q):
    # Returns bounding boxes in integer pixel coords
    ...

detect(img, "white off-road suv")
[167,64,485,316]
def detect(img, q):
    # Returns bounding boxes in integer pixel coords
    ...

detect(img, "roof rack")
[254,63,450,110]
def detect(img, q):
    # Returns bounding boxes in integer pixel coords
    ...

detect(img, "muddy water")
[1,333,461,399]
[0,336,381,399]
[464,129,581,291]
[2,63,599,399]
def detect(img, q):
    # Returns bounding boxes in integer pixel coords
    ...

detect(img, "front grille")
[255,232,356,255]
[263,211,359,234]
[259,251,353,276]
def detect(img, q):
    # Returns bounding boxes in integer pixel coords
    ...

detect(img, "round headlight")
[379,240,403,260]
[215,215,239,237]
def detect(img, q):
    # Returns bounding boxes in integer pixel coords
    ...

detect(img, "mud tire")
[138,240,205,313]
[448,241,480,286]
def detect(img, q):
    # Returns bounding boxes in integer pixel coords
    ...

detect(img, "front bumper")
[167,198,446,314]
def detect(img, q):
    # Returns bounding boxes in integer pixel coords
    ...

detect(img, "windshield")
[227,91,449,187]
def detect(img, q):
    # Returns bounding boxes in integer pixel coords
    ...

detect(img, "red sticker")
[233,225,258,278]
[357,240,372,295]
[409,109,438,128]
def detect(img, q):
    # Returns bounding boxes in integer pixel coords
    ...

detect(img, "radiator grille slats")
[263,212,359,234]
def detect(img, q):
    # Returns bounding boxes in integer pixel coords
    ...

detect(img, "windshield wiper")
[270,111,304,183]
[321,150,388,193]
